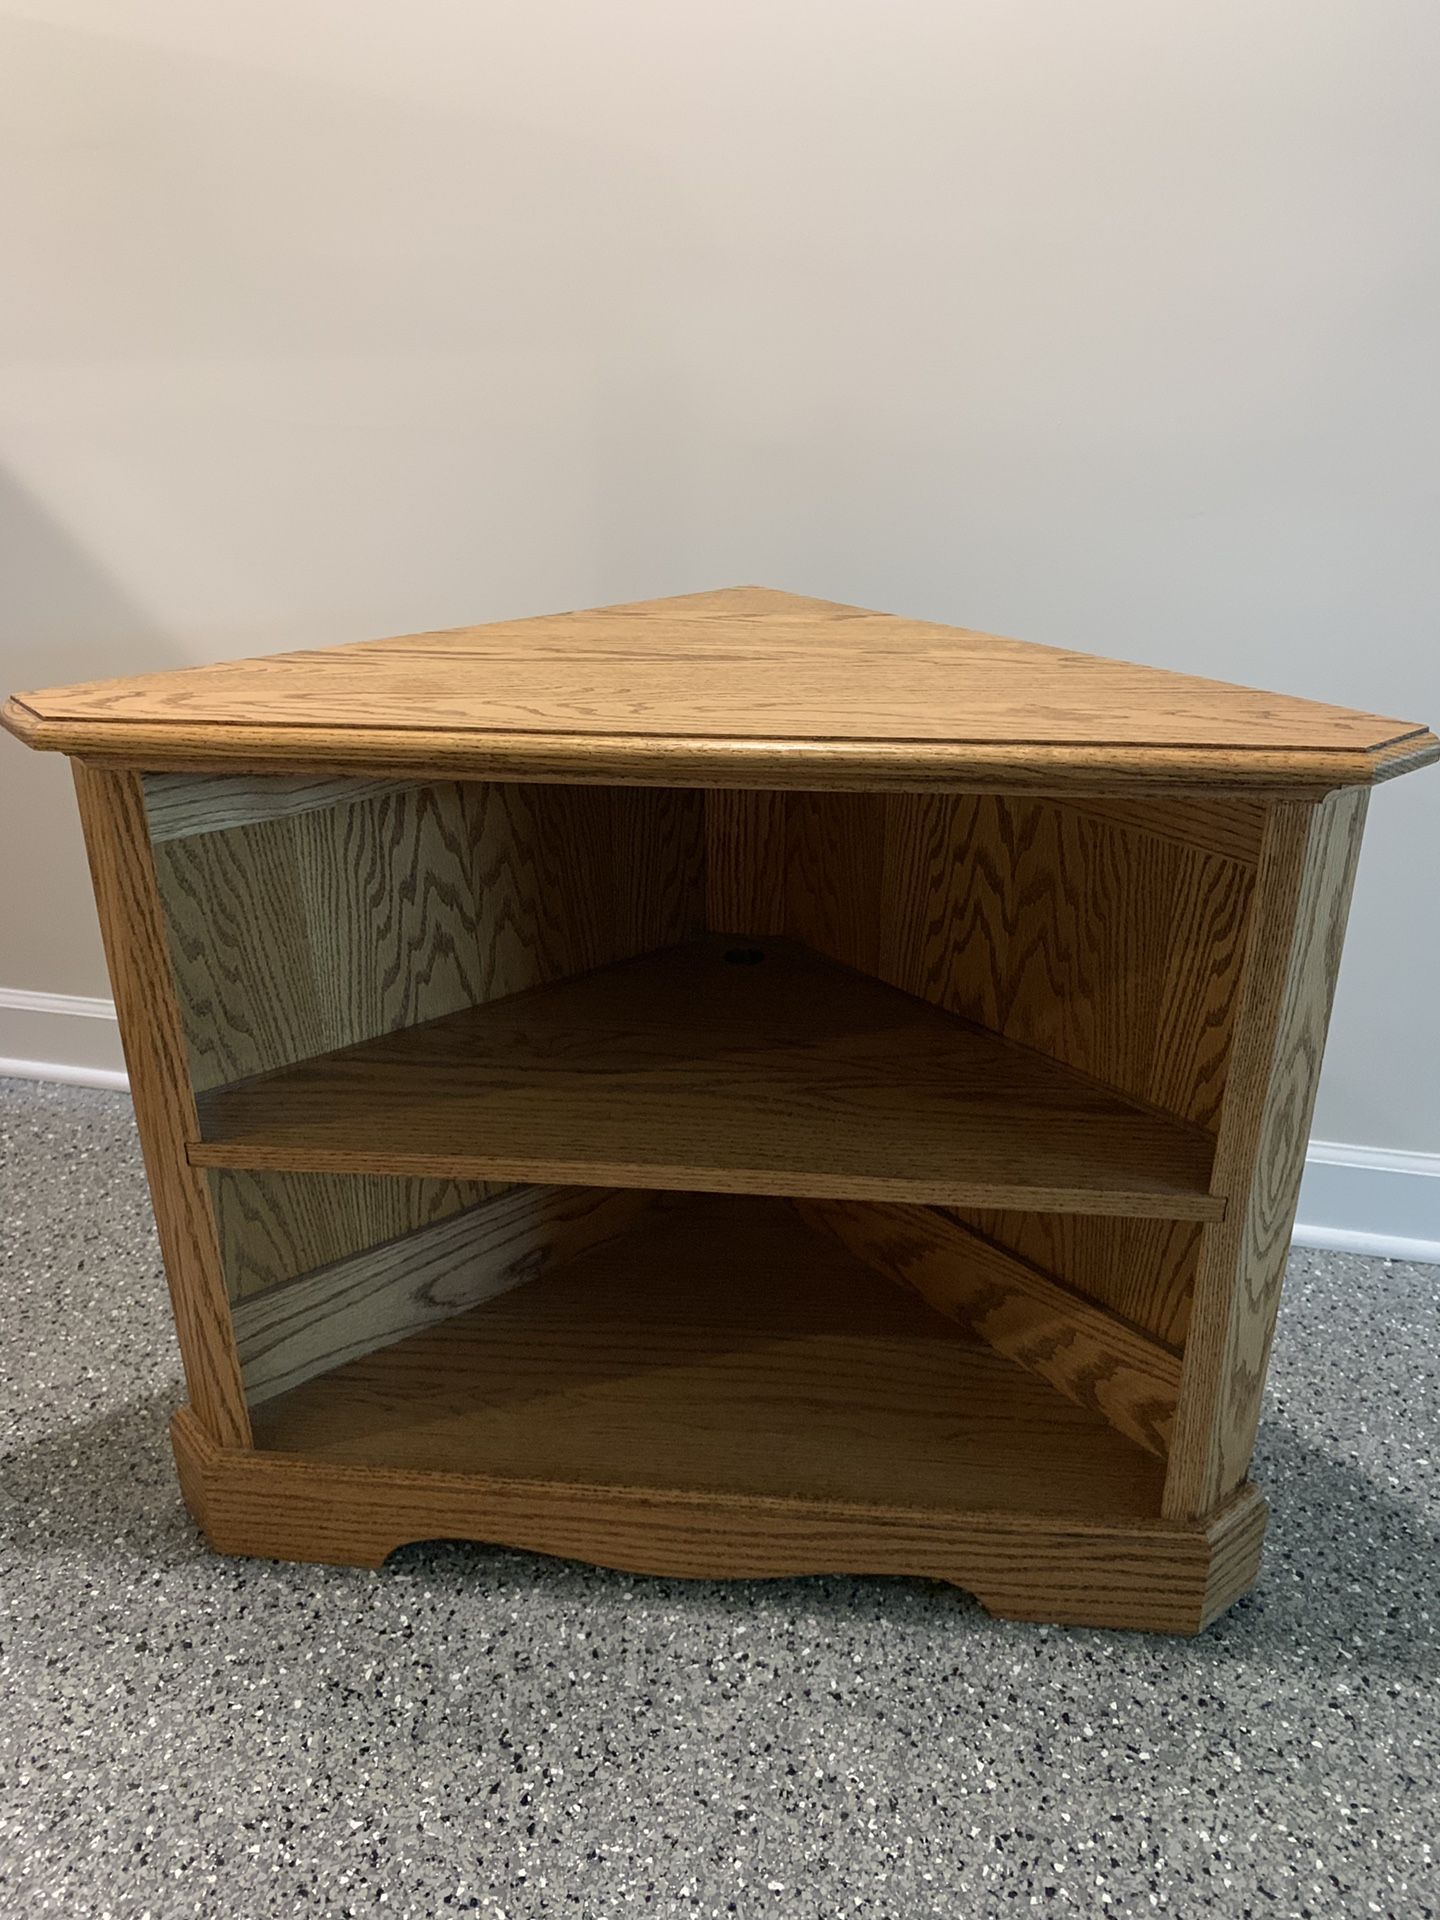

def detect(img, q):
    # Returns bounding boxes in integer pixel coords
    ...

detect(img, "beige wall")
[3,1,1438,1148]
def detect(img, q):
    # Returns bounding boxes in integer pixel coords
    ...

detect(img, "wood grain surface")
[208,1169,495,1302]
[71,763,251,1449]
[153,779,705,1092]
[144,771,421,841]
[697,789,1254,1131]
[250,1196,1166,1517]
[174,1407,1267,1632]
[1063,795,1267,866]
[796,1200,1182,1456]
[151,782,484,1091]
[873,792,1256,1130]
[189,937,1222,1215]
[693,787,1253,1347]
[1165,790,1368,1517]
[8,588,1434,791]
[234,1186,650,1405]
[704,789,789,935]
[943,1210,1203,1348]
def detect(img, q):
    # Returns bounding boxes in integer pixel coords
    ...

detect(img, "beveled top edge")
[4,585,1437,791]
[6,696,1437,797]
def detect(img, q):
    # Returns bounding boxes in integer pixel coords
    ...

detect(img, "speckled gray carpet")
[1,1077,1436,1919]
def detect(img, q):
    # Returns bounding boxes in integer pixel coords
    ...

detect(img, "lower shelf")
[177,1196,1269,1631]
[249,1196,1165,1518]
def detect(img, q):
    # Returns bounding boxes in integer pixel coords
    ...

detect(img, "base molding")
[1294,1140,1440,1264]
[171,1409,1267,1634]
[0,983,127,1087]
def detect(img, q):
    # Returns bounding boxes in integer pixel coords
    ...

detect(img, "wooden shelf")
[192,937,1222,1219]
[30,584,1404,1628]
[251,1196,1167,1521]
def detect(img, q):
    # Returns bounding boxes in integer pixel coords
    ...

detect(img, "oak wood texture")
[944,1211,1203,1349]
[1165,790,1368,1518]
[209,1169,495,1303]
[7,588,1435,792]
[731,789,1259,1131]
[234,1185,650,1405]
[251,1197,1165,1516]
[1063,795,1267,866]
[171,1196,1267,1631]
[697,787,1255,1344]
[9,593,1431,1635]
[70,764,251,1449]
[827,791,1256,1132]
[189,936,1223,1217]
[796,1200,1182,1457]
[152,781,482,1092]
[144,771,421,841]
[704,789,789,935]
[173,1408,1267,1632]
[152,780,705,1092]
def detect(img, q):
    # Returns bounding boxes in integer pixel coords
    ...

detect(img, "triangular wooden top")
[5,586,1434,792]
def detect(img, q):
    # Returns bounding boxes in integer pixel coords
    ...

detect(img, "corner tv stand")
[6,585,1433,1632]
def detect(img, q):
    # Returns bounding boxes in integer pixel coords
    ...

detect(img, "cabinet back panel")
[703,788,1258,1344]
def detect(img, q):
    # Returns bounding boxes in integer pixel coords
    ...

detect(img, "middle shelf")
[194,936,1228,1221]
[189,935,1223,1219]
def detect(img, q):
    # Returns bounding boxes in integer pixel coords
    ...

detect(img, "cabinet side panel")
[150,810,324,1089]
[150,781,486,1091]
[71,762,251,1448]
[777,791,1256,1345]
[877,794,1254,1128]
[153,783,707,1088]
[297,781,492,1048]
[209,1170,494,1302]
[1165,789,1368,1517]
[770,791,1252,1125]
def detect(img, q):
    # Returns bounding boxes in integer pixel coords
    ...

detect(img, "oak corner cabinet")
[6,586,1436,1633]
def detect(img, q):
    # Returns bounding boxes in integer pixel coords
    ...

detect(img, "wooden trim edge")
[1365,729,1440,782]
[185,1135,1229,1221]
[72,764,252,1449]
[1165,790,1368,1517]
[143,770,426,841]
[171,1410,1267,1633]
[0,695,44,747]
[7,712,1434,792]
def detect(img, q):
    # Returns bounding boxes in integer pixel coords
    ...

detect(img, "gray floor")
[0,1079,1436,1920]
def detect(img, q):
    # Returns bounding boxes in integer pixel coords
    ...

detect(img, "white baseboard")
[0,1055,131,1091]
[2,987,1438,1263]
[1293,1141,1440,1265]
[0,984,128,1088]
